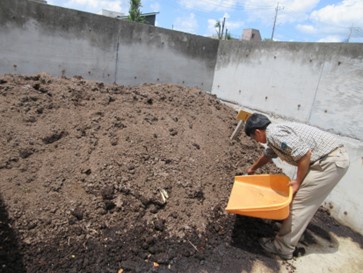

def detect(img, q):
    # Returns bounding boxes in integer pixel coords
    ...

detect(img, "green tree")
[215,20,223,40]
[128,0,144,23]
[225,30,232,40]
[215,18,232,40]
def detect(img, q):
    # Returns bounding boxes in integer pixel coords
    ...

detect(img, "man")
[244,113,350,260]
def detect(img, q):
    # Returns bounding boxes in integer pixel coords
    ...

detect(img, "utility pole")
[215,17,226,40]
[221,17,226,40]
[271,2,283,41]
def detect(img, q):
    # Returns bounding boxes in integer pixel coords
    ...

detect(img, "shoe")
[271,221,282,231]
[259,238,293,260]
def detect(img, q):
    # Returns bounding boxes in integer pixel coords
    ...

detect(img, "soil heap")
[0,74,361,273]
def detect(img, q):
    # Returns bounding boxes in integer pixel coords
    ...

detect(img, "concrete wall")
[0,0,218,90]
[212,41,363,140]
[1,0,363,234]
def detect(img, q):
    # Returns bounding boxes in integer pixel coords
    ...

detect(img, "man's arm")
[247,154,272,175]
[290,150,312,193]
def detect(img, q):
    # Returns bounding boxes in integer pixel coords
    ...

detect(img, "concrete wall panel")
[212,41,363,140]
[309,58,363,140]
[212,41,324,122]
[0,19,116,81]
[326,139,363,235]
[0,0,218,89]
[113,23,217,88]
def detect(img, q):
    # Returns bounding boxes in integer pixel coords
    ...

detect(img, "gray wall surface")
[1,0,363,234]
[0,0,218,90]
[212,41,363,141]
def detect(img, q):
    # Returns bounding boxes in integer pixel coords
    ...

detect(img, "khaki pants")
[274,147,350,255]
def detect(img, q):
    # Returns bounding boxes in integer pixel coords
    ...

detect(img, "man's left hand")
[289,180,300,194]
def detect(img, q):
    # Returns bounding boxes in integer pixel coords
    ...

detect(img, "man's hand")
[289,180,300,194]
[247,167,255,175]
[246,154,271,175]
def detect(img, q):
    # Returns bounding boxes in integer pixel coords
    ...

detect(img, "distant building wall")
[241,29,261,42]
[1,0,363,235]
[141,13,157,26]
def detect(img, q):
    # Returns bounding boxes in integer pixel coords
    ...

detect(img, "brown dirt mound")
[0,73,362,273]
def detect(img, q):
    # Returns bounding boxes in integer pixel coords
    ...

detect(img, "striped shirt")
[264,122,341,166]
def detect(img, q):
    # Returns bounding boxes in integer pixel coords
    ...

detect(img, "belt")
[328,146,343,157]
[311,145,343,165]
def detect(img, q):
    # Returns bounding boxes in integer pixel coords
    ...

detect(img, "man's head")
[244,113,271,143]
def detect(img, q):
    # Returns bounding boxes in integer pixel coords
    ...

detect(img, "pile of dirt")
[0,74,362,273]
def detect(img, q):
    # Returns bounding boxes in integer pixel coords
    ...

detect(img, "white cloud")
[243,0,320,25]
[226,19,244,32]
[296,24,317,34]
[216,12,244,31]
[173,13,198,34]
[311,0,363,27]
[308,0,363,42]
[317,35,344,43]
[178,0,238,12]
[284,0,319,13]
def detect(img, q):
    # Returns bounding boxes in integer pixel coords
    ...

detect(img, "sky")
[46,0,363,42]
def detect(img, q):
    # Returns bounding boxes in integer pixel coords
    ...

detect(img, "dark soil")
[0,73,362,273]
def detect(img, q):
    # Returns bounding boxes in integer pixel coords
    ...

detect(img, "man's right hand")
[247,167,256,175]
[246,154,271,175]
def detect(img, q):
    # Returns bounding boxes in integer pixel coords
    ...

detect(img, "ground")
[0,74,362,273]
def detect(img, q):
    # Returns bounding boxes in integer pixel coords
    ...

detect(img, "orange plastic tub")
[225,174,292,220]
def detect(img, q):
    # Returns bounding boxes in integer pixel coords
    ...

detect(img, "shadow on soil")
[5,204,362,273]
[19,206,281,273]
[299,222,340,256]
[312,209,363,249]
[298,209,363,257]
[0,194,25,273]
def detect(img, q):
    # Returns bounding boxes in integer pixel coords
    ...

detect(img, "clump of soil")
[0,73,362,273]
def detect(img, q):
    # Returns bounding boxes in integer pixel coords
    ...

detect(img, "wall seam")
[308,62,325,123]
[114,24,121,83]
